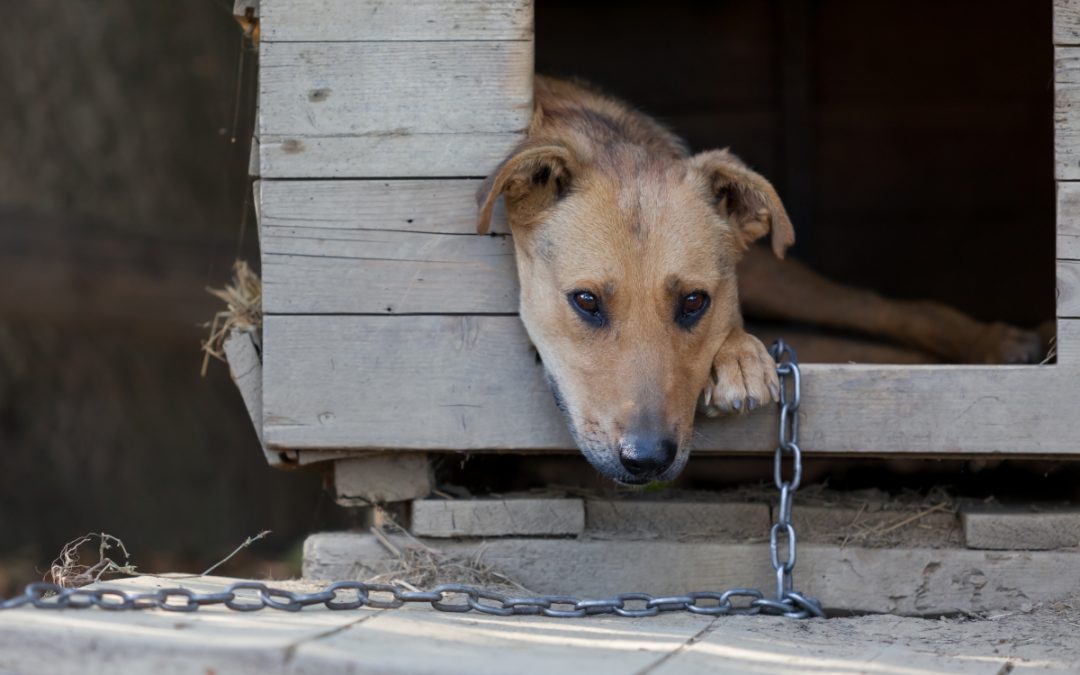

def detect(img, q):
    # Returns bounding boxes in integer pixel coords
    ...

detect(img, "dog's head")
[478,136,793,484]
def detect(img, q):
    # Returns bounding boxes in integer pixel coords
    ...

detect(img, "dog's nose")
[619,438,677,478]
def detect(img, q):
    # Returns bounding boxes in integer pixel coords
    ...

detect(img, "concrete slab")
[0,575,1077,674]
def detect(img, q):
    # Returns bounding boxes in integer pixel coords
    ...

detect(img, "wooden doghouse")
[226,0,1080,612]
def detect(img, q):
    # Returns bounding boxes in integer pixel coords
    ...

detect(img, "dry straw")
[201,260,262,376]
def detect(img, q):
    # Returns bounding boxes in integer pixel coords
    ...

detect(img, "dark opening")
[536,0,1055,363]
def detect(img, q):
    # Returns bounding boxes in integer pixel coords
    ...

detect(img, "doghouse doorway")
[535,0,1055,363]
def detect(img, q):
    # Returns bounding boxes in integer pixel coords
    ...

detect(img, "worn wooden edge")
[1056,48,1080,179]
[583,500,771,540]
[262,314,1079,455]
[334,454,432,505]
[302,532,1080,616]
[223,329,297,469]
[1057,318,1080,363]
[413,498,585,537]
[1058,259,1080,316]
[960,499,1080,550]
[261,0,533,42]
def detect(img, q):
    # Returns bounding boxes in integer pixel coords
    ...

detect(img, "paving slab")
[0,575,1077,674]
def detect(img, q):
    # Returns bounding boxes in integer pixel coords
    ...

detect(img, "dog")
[476,76,1045,485]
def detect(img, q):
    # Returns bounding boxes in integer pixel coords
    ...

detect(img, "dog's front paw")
[700,332,779,417]
[969,322,1044,364]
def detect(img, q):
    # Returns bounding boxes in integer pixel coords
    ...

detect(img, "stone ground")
[1,576,1078,674]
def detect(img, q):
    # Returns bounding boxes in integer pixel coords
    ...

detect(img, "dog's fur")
[477,76,1044,485]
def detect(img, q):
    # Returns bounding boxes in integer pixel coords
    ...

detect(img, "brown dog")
[477,76,1044,485]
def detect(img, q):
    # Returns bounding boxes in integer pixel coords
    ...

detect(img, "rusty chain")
[0,340,824,619]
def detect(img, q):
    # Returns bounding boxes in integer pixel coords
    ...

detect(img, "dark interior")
[535,0,1055,358]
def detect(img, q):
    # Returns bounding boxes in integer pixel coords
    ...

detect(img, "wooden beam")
[961,500,1080,550]
[413,498,584,537]
[263,315,1076,455]
[335,455,432,505]
[1057,181,1080,259]
[1058,259,1080,316]
[260,0,532,42]
[1056,0,1080,45]
[1056,48,1080,179]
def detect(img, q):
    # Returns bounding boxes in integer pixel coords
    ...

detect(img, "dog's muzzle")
[617,436,677,481]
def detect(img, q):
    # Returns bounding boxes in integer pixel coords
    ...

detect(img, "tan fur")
[477,76,1046,483]
[478,76,790,484]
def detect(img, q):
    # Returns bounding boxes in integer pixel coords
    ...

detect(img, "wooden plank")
[258,42,531,138]
[223,329,291,468]
[412,498,584,537]
[335,455,432,504]
[263,315,1079,455]
[962,501,1080,550]
[1057,181,1080,258]
[1057,48,1080,179]
[303,532,1080,616]
[1057,318,1080,363]
[1057,0,1080,45]
[261,0,533,42]
[259,132,523,178]
[584,500,770,541]
[1059,259,1080,316]
[261,228,516,314]
[259,178,508,235]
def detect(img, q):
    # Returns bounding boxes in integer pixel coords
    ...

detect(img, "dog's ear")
[689,149,795,259]
[476,144,575,234]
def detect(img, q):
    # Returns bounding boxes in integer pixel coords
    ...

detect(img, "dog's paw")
[969,323,1044,364]
[700,332,779,417]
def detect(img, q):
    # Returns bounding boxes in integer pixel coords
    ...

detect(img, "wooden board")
[259,42,531,137]
[262,315,1076,455]
[304,532,1080,616]
[1057,0,1080,45]
[413,498,585,537]
[259,132,524,178]
[1056,48,1080,180]
[1057,181,1080,259]
[1058,259,1080,316]
[261,0,533,42]
[961,501,1080,550]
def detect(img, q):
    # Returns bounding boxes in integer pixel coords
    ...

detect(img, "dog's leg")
[737,246,1044,364]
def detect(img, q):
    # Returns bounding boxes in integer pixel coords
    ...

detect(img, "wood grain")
[259,132,523,178]
[263,315,1076,455]
[261,0,533,42]
[1058,259,1080,316]
[1057,0,1080,45]
[1057,48,1080,179]
[258,42,532,138]
[413,498,585,537]
[1058,180,1080,258]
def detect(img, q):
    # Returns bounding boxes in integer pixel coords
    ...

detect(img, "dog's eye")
[568,290,605,327]
[676,291,710,329]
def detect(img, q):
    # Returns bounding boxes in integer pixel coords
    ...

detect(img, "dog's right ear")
[476,144,575,234]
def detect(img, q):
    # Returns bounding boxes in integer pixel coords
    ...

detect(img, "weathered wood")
[962,501,1080,550]
[1057,181,1080,258]
[261,0,532,42]
[260,132,524,178]
[412,498,584,537]
[223,329,293,468]
[4,575,1071,674]
[259,179,509,235]
[584,500,770,540]
[1057,0,1080,45]
[261,228,517,314]
[258,42,532,138]
[1056,48,1080,180]
[1059,259,1080,316]
[303,532,1080,616]
[334,455,432,505]
[263,315,1077,455]
[1057,318,1080,363]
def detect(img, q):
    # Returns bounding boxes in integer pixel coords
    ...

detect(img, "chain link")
[0,341,823,620]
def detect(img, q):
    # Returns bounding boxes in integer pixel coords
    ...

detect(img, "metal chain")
[0,341,823,619]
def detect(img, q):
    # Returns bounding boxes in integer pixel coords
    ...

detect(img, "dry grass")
[48,533,138,588]
[201,260,262,376]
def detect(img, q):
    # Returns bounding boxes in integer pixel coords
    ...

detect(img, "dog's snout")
[618,437,677,478]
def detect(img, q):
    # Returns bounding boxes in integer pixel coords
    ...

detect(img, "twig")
[370,526,402,558]
[870,503,950,538]
[199,529,271,577]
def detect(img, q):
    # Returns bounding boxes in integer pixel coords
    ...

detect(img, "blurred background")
[0,0,1059,594]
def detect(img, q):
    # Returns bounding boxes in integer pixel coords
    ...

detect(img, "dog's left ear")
[476,144,575,234]
[689,149,795,259]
